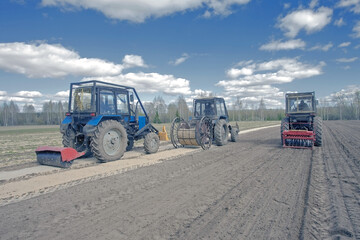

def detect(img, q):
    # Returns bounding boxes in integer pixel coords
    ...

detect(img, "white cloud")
[227,67,253,78]
[337,0,360,13]
[217,58,324,108]
[55,90,70,98]
[278,7,333,38]
[0,42,124,78]
[334,17,346,26]
[82,72,191,95]
[218,58,325,88]
[309,42,333,51]
[193,89,213,97]
[284,3,291,9]
[14,91,43,98]
[122,55,148,68]
[309,0,318,9]
[0,91,7,96]
[41,0,251,23]
[259,39,306,51]
[169,53,190,66]
[0,96,35,103]
[336,57,358,62]
[338,41,351,47]
[352,21,360,38]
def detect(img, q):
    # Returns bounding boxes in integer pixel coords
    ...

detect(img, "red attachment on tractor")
[35,146,85,168]
[36,146,85,161]
[282,130,315,149]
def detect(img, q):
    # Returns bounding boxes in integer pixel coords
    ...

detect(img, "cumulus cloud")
[0,91,7,96]
[338,41,351,47]
[0,42,124,78]
[41,0,251,23]
[0,96,35,103]
[55,90,70,98]
[309,42,333,51]
[220,58,324,87]
[169,53,190,66]
[14,91,43,98]
[193,89,213,97]
[259,39,306,51]
[278,7,332,38]
[334,17,346,26]
[122,55,148,68]
[217,58,324,108]
[82,72,191,95]
[337,0,360,13]
[336,57,358,62]
[352,21,360,38]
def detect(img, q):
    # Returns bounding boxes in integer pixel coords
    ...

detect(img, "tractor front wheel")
[230,127,238,142]
[214,119,229,146]
[144,132,160,154]
[91,120,127,162]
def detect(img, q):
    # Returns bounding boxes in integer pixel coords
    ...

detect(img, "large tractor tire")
[214,119,229,146]
[144,132,160,154]
[62,128,92,157]
[90,120,127,162]
[314,116,323,146]
[230,127,238,142]
[281,117,289,146]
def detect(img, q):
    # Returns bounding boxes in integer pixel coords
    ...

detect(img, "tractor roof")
[194,97,224,101]
[71,80,135,92]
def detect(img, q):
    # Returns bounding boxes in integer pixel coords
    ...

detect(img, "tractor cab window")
[100,90,115,114]
[116,93,129,114]
[216,100,226,116]
[204,102,215,116]
[71,87,92,112]
[288,96,314,113]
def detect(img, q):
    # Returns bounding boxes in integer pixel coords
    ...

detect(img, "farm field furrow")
[0,121,359,240]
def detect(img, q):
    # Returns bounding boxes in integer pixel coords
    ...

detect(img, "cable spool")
[170,117,212,150]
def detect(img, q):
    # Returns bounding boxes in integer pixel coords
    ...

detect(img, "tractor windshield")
[194,100,216,117]
[71,87,93,112]
[287,95,314,113]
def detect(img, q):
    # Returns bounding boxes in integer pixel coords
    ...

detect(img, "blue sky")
[0,0,359,110]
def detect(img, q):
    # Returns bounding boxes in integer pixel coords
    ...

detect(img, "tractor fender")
[83,115,126,136]
[60,116,72,134]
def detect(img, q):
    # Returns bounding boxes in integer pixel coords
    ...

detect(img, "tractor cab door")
[99,90,116,115]
[215,99,228,120]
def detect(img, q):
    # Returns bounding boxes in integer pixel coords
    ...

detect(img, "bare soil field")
[0,121,279,171]
[0,121,359,240]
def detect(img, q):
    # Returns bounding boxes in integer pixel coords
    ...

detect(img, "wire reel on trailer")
[170,116,212,150]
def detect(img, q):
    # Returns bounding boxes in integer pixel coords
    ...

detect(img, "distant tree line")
[3,92,358,126]
[318,90,360,120]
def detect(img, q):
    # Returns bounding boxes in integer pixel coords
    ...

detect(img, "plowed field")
[0,121,359,239]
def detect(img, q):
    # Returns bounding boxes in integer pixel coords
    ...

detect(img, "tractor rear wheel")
[144,132,160,154]
[214,119,229,146]
[281,117,289,146]
[314,116,323,146]
[91,120,127,162]
[230,127,238,142]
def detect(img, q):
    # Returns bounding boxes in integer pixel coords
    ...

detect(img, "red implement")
[282,130,315,149]
[35,146,85,168]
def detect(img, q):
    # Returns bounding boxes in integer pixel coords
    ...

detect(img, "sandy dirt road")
[0,121,359,239]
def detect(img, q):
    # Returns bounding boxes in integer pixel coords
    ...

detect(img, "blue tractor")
[36,80,160,168]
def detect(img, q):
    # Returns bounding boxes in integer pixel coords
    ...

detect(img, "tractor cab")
[193,97,228,121]
[286,92,316,115]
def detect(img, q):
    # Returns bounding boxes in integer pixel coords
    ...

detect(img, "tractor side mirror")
[316,100,319,106]
[130,94,134,102]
